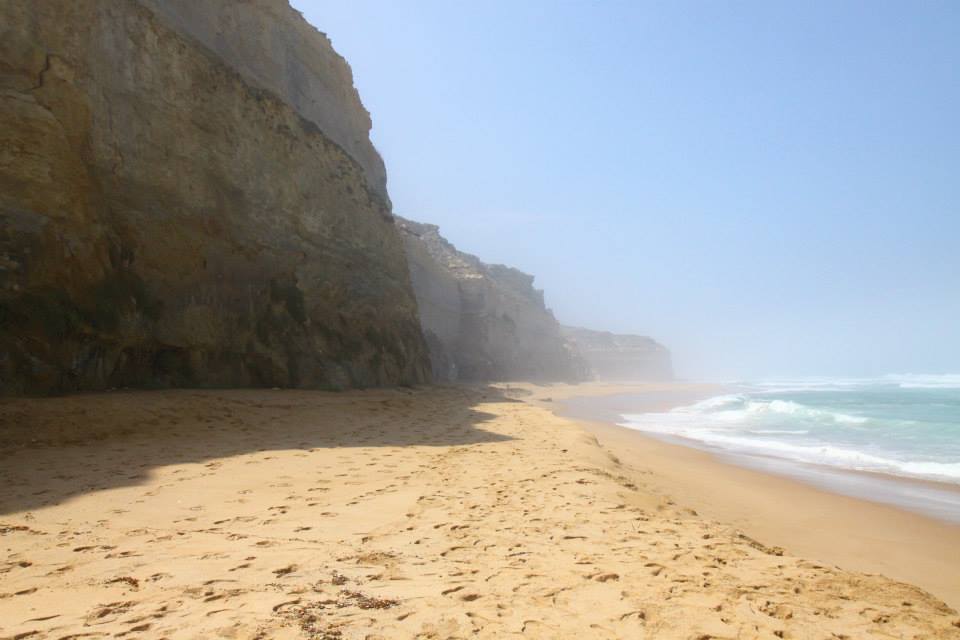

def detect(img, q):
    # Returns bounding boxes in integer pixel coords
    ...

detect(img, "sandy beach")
[2,384,959,639]
[554,383,960,610]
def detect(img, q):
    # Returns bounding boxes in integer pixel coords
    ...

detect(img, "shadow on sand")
[0,385,517,516]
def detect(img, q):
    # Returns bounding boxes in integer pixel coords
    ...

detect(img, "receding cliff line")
[0,0,429,394]
[562,326,673,381]
[397,217,586,383]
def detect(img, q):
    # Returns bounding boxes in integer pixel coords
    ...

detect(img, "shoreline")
[535,381,960,611]
[1,384,958,638]
[560,387,960,524]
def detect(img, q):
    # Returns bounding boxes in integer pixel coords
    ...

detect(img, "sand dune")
[1,386,958,638]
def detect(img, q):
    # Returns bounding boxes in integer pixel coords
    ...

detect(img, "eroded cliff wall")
[0,0,430,394]
[562,326,673,381]
[398,217,584,383]
[138,0,390,206]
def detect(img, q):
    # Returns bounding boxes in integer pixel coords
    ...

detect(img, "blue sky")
[292,0,959,379]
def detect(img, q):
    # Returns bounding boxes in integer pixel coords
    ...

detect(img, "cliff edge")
[138,0,390,206]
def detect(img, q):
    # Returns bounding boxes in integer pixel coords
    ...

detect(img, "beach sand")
[555,383,960,611]
[1,384,958,639]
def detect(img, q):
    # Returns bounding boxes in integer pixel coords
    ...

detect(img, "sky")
[291,0,959,380]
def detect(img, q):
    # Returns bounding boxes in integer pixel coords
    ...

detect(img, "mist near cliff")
[294,0,960,380]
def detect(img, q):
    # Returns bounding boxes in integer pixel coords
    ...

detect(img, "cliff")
[0,0,430,394]
[562,326,673,381]
[397,217,585,382]
[137,0,390,206]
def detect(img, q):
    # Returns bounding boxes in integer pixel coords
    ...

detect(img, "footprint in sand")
[84,600,137,625]
[273,564,298,577]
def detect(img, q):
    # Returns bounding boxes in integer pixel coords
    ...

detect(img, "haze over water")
[297,0,960,380]
[300,0,960,519]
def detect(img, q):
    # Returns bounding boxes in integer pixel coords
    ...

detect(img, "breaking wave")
[619,378,960,484]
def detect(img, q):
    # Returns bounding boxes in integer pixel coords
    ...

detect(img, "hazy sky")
[292,0,959,380]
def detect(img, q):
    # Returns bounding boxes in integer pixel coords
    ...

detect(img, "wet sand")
[1,385,958,639]
[551,383,960,611]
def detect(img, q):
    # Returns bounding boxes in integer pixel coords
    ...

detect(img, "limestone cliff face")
[138,0,390,206]
[0,0,430,394]
[397,217,584,383]
[561,326,673,381]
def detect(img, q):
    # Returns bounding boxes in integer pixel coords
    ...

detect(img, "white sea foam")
[740,374,960,392]
[746,378,881,393]
[674,394,744,412]
[886,373,960,389]
[618,379,960,484]
[750,399,868,424]
[665,395,868,426]
[618,416,960,483]
[748,429,810,435]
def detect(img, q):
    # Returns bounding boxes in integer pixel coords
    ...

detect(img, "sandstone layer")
[562,326,673,381]
[397,217,585,382]
[138,0,390,206]
[0,0,429,394]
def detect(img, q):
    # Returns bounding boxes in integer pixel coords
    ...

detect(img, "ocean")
[614,375,960,521]
[621,375,960,484]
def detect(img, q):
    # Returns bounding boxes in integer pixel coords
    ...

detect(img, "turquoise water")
[620,375,960,485]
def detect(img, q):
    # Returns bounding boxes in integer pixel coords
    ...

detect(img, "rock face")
[562,326,673,381]
[137,0,390,206]
[0,0,430,394]
[398,218,584,383]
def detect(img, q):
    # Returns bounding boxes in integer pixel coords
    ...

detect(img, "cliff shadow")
[0,385,517,516]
